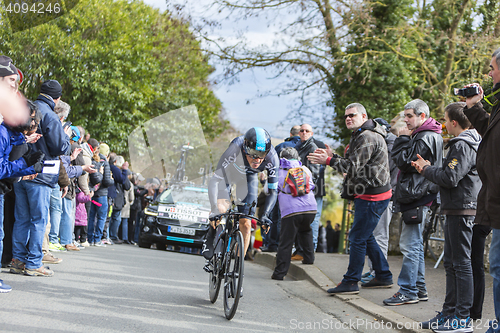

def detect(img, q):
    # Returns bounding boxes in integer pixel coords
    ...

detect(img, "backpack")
[282,167,310,197]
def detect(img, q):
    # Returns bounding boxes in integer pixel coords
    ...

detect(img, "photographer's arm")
[463,84,489,136]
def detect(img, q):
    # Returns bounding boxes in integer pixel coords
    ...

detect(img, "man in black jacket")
[108,154,131,244]
[384,99,443,306]
[295,124,326,252]
[462,47,500,333]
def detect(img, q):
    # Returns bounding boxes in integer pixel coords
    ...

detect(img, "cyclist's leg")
[237,173,258,255]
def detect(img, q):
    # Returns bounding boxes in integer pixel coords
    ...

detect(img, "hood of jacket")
[352,119,387,139]
[280,158,302,170]
[36,93,56,111]
[447,128,481,151]
[413,117,442,136]
[284,136,301,144]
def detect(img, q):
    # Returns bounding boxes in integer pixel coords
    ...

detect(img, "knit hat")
[99,143,110,157]
[0,56,18,78]
[40,80,62,99]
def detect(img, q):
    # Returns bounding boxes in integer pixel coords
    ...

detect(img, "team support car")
[138,183,211,250]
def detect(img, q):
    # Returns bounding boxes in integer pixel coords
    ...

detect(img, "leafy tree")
[203,0,499,143]
[0,0,226,154]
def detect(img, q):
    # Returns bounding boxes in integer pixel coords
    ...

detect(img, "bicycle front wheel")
[223,230,244,320]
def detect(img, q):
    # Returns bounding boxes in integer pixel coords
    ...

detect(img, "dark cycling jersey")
[208,135,278,217]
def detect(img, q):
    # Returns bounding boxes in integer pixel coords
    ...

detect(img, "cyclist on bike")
[203,127,278,260]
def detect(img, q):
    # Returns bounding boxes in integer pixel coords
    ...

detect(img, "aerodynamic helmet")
[243,127,271,159]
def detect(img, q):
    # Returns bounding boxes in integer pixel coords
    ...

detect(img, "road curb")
[253,252,425,333]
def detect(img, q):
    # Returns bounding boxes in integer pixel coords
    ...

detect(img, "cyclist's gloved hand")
[261,216,272,232]
[209,212,219,222]
[208,212,220,228]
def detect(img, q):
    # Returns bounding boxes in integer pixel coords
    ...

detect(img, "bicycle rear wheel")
[223,230,244,320]
[208,252,222,303]
[209,226,224,303]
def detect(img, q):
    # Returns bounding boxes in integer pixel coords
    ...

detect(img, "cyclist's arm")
[260,149,279,222]
[208,172,222,213]
[208,141,241,214]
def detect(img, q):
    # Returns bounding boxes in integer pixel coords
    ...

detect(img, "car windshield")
[156,186,210,209]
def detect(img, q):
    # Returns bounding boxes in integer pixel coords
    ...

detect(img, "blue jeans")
[134,210,142,243]
[109,209,122,240]
[59,197,74,245]
[87,196,108,244]
[0,194,4,260]
[486,228,500,333]
[343,198,392,283]
[49,185,62,244]
[121,218,128,241]
[12,181,52,269]
[311,197,323,251]
[397,205,430,299]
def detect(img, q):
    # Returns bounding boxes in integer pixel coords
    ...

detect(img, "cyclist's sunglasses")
[484,88,500,107]
[245,148,267,160]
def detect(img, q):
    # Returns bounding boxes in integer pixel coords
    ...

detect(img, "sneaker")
[361,272,375,284]
[383,292,419,306]
[111,238,123,244]
[49,242,67,252]
[201,240,214,260]
[271,274,284,280]
[0,279,12,293]
[94,241,107,247]
[73,241,85,250]
[42,252,62,264]
[102,238,113,245]
[291,253,303,261]
[432,316,473,333]
[327,281,359,295]
[9,259,25,274]
[361,278,393,288]
[422,312,451,330]
[418,291,429,301]
[80,241,90,247]
[65,244,80,251]
[24,266,54,277]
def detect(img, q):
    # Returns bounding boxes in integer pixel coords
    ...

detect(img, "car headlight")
[144,207,158,216]
[146,216,156,224]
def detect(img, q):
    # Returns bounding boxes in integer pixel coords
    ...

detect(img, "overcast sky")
[141,0,321,140]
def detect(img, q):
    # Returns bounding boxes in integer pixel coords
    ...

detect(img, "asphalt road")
[0,245,403,333]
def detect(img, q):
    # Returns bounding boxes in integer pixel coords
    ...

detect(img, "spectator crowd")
[0,55,158,294]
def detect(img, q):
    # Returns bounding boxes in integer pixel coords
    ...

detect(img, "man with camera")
[462,47,500,333]
[384,99,443,306]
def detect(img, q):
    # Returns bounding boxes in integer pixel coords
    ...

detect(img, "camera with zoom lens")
[454,86,480,97]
